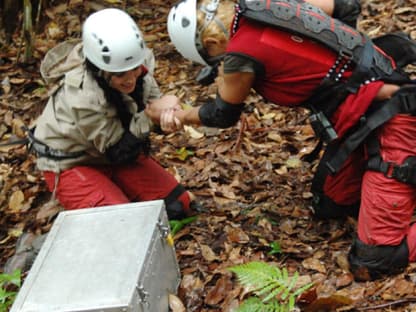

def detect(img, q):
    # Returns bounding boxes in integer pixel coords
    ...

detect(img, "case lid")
[11,200,168,312]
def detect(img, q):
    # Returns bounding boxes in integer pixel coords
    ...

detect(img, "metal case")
[10,200,180,312]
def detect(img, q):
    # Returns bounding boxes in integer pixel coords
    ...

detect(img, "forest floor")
[1,0,416,311]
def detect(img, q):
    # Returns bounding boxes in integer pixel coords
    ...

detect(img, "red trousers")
[43,155,190,212]
[324,114,416,261]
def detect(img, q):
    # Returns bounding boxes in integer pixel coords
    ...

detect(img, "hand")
[145,95,182,124]
[160,108,183,133]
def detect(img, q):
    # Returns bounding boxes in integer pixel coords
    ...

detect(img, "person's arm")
[174,106,202,126]
[173,71,254,128]
[217,71,255,104]
[145,95,182,124]
[144,94,184,132]
[305,0,334,15]
[305,0,361,27]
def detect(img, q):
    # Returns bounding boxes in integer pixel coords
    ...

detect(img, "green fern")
[0,269,21,312]
[228,261,313,312]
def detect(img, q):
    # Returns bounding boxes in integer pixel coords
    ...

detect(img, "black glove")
[333,0,361,28]
[105,131,150,164]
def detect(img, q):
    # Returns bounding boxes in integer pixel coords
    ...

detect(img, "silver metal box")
[11,200,180,312]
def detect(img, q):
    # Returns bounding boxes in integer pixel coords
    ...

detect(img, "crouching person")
[165,0,416,281]
[347,94,416,280]
[32,8,193,220]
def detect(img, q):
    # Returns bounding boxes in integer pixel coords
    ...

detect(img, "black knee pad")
[165,200,187,220]
[348,236,409,281]
[164,184,189,220]
[311,191,359,219]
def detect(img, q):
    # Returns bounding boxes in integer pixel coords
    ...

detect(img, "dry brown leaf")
[9,78,26,85]
[302,257,327,274]
[304,294,353,312]
[205,275,233,305]
[8,190,25,213]
[184,125,204,139]
[225,226,250,244]
[12,119,26,137]
[335,272,354,289]
[168,294,186,312]
[200,244,219,262]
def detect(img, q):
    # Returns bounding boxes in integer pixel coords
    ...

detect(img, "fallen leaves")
[8,190,25,213]
[1,0,416,311]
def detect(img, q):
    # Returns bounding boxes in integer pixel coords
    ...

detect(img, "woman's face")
[109,66,143,94]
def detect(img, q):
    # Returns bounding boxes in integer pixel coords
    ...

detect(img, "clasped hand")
[145,95,184,133]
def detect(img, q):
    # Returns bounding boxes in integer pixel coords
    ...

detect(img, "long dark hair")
[85,59,145,129]
[85,59,151,155]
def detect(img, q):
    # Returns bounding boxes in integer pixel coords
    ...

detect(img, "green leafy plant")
[268,241,282,256]
[228,261,313,312]
[169,215,198,236]
[175,147,194,161]
[0,269,21,312]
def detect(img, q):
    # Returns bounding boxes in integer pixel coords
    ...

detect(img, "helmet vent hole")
[125,56,133,61]
[102,55,111,64]
[181,17,190,28]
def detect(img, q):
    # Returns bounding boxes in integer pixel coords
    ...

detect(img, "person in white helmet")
[166,0,416,281]
[32,8,193,219]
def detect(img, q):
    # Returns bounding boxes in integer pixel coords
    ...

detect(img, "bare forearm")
[175,107,202,126]
[305,0,334,15]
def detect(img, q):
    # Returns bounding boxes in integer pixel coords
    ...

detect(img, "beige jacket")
[34,39,161,172]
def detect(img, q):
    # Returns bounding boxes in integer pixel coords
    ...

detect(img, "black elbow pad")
[333,0,361,28]
[198,94,245,128]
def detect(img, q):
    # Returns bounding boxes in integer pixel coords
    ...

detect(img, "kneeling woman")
[33,8,192,219]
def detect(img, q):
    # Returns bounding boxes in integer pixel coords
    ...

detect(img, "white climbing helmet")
[82,8,146,72]
[168,0,225,66]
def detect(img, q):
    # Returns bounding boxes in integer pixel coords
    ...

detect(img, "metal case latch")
[136,284,149,306]
[157,221,169,239]
[157,221,174,246]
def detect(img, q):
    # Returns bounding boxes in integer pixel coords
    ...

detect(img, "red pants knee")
[43,155,190,212]
[358,115,416,261]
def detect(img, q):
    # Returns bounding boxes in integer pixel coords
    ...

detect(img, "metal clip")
[309,111,338,143]
[157,221,169,239]
[136,285,149,305]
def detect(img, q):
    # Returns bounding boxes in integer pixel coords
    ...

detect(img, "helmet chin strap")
[195,0,229,65]
[206,53,225,66]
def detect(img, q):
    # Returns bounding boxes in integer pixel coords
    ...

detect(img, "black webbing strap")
[367,133,416,185]
[345,40,374,94]
[305,42,379,144]
[311,143,339,195]
[26,128,85,160]
[0,137,29,147]
[164,184,186,205]
[306,42,374,117]
[325,88,416,175]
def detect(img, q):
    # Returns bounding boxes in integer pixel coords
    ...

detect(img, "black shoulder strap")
[237,0,394,77]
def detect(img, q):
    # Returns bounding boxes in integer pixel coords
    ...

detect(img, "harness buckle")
[379,161,395,178]
[309,111,338,143]
[392,162,409,182]
[383,161,416,184]
[399,93,416,114]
